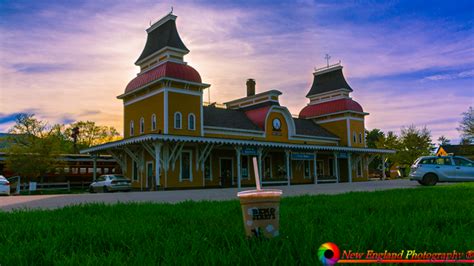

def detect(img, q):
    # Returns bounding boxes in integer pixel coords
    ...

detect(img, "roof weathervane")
[324,54,331,67]
[169,6,173,15]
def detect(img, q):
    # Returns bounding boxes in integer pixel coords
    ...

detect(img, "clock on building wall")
[272,118,282,131]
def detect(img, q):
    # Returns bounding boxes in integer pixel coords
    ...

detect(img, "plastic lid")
[237,189,282,198]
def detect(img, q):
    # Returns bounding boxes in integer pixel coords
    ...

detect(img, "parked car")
[409,156,474,185]
[0,175,11,196]
[89,175,132,193]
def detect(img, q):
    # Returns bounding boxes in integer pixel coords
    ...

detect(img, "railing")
[19,181,71,193]
[316,175,338,183]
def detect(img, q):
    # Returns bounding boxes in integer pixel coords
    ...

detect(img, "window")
[174,112,182,129]
[151,114,157,131]
[419,158,436,165]
[359,133,363,144]
[454,157,473,167]
[357,160,363,177]
[132,161,138,181]
[304,161,311,179]
[241,156,249,179]
[140,117,144,134]
[353,132,357,143]
[188,113,196,130]
[180,151,192,181]
[204,156,212,180]
[436,157,453,165]
[80,168,87,174]
[130,120,135,136]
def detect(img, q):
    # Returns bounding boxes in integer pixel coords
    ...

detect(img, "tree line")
[366,106,473,175]
[1,113,120,181]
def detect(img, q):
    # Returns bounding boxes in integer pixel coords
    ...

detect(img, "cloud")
[0,0,472,144]
[423,69,474,81]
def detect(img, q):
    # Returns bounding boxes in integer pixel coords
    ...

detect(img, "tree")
[437,135,451,146]
[63,121,120,151]
[365,129,384,149]
[5,114,64,182]
[457,106,473,143]
[398,125,434,166]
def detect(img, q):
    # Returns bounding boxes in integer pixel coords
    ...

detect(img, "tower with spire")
[118,13,209,139]
[299,62,368,147]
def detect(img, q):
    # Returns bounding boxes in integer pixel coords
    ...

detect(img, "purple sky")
[1,0,473,144]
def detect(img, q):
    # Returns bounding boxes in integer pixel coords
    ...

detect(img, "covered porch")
[81,134,394,190]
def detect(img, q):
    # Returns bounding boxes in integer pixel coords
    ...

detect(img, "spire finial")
[170,6,173,15]
[324,54,331,67]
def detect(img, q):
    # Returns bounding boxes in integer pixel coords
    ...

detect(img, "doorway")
[219,158,233,187]
[146,162,153,190]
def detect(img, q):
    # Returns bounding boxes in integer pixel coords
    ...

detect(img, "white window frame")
[151,114,157,131]
[140,117,145,134]
[130,120,135,136]
[179,150,192,182]
[174,112,182,129]
[353,131,357,143]
[204,155,212,181]
[359,132,363,144]
[304,160,311,179]
[188,113,196,130]
[357,159,363,177]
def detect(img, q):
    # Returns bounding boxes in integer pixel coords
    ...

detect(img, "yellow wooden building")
[81,13,394,190]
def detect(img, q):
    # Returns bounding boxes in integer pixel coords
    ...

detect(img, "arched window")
[140,117,145,134]
[353,132,357,143]
[130,120,134,136]
[151,114,157,131]
[174,112,182,129]
[188,113,196,130]
[359,132,363,144]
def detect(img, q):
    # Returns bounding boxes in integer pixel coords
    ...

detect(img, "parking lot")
[0,179,453,211]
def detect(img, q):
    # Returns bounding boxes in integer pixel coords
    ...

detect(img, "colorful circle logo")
[318,242,340,265]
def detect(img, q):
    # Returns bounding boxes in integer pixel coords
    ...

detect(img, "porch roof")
[80,134,395,154]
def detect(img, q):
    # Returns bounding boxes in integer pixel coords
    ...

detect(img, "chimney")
[246,79,256,97]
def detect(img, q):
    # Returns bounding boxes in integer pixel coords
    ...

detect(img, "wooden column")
[154,142,161,190]
[382,155,386,180]
[348,152,352,183]
[313,152,318,184]
[236,147,242,188]
[285,150,290,186]
[92,154,97,182]
[334,152,339,183]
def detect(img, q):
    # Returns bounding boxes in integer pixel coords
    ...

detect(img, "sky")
[0,0,473,144]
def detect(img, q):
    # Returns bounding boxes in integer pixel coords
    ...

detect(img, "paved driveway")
[0,179,447,211]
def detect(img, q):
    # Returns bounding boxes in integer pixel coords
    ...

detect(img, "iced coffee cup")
[237,189,282,238]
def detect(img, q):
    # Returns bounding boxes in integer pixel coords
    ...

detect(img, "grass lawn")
[0,184,473,265]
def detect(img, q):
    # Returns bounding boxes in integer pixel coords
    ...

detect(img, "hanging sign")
[291,153,315,160]
[241,147,258,156]
[338,152,348,159]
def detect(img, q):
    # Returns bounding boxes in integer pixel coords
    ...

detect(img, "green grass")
[1,184,473,265]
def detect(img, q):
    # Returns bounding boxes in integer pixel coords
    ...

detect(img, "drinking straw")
[253,157,261,191]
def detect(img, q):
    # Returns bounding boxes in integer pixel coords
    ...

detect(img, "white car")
[89,174,132,193]
[0,175,11,196]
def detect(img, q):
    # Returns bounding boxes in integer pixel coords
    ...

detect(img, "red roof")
[244,106,272,129]
[299,98,363,118]
[125,61,202,94]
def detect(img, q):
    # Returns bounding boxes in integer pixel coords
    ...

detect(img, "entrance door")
[220,158,233,187]
[146,162,153,190]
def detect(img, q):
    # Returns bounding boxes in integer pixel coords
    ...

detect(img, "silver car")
[410,156,474,185]
[89,174,132,193]
[0,175,10,196]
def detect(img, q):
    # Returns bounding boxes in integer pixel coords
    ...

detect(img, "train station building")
[81,13,394,190]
